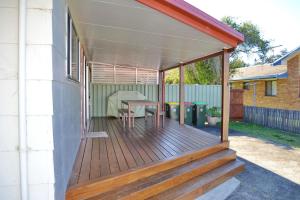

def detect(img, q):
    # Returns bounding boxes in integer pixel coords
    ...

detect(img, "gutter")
[18,0,28,199]
[230,72,289,82]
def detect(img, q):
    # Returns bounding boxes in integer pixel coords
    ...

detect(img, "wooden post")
[158,71,166,111]
[221,49,230,142]
[179,64,185,125]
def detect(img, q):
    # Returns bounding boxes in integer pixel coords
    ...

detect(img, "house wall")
[231,56,300,111]
[52,0,82,199]
[0,1,82,199]
[24,1,57,199]
[0,1,20,199]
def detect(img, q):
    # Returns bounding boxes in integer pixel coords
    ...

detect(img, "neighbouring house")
[230,47,300,132]
[0,1,244,200]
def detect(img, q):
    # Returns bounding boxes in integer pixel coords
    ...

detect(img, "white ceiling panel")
[68,0,231,69]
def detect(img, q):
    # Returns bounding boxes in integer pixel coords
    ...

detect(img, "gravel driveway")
[202,127,300,200]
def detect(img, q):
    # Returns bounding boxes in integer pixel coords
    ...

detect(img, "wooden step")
[88,149,236,200]
[66,142,229,200]
[149,160,245,200]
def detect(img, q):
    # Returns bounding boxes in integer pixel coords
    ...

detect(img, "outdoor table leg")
[128,104,131,128]
[144,105,147,121]
[156,103,160,128]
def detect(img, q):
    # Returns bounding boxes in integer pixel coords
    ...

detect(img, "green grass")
[229,121,300,149]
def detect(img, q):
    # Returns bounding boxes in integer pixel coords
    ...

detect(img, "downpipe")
[18,0,28,199]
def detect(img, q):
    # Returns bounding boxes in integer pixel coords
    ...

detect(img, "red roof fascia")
[137,0,244,47]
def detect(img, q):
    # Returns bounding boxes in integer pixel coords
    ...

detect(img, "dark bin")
[184,102,193,125]
[192,102,207,128]
[165,103,171,118]
[166,102,179,120]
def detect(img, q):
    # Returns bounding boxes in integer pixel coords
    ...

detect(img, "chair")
[145,108,165,127]
[118,108,135,127]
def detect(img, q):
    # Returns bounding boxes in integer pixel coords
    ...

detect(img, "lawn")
[229,121,300,149]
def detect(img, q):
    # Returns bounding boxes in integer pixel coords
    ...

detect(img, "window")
[265,80,277,96]
[243,82,250,90]
[67,12,80,82]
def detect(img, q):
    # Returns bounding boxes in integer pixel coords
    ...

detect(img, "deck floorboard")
[69,117,220,187]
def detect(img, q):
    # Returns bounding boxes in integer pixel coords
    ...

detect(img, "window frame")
[243,82,250,90]
[67,11,80,82]
[265,80,277,96]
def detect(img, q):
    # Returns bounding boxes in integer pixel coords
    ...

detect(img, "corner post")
[221,49,230,142]
[179,64,185,125]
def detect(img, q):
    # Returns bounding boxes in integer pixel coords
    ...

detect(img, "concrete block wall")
[0,0,82,199]
[26,0,82,199]
[25,1,56,199]
[0,1,20,199]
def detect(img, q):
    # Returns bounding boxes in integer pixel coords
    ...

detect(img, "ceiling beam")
[159,48,235,72]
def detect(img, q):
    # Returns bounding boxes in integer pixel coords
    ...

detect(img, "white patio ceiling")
[68,0,233,69]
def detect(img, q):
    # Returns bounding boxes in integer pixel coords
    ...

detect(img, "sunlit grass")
[229,121,300,149]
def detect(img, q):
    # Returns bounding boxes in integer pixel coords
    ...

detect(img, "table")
[121,100,160,128]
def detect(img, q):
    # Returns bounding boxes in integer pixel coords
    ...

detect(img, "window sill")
[265,95,277,97]
[67,76,80,84]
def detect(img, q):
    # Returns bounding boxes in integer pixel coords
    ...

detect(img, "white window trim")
[67,11,80,83]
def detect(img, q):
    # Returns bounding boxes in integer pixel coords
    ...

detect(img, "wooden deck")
[68,117,221,187]
[66,117,244,200]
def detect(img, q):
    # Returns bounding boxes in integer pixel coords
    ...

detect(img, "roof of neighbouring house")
[272,46,300,66]
[230,65,288,81]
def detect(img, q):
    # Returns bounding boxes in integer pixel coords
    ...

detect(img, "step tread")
[87,149,236,200]
[148,159,245,200]
[66,142,229,200]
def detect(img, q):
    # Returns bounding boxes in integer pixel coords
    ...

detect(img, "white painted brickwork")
[0,0,82,199]
[0,0,20,199]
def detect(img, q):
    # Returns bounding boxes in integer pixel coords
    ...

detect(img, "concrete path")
[201,127,300,200]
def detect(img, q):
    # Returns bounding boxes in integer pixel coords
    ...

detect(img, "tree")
[165,17,288,85]
[263,48,288,63]
[184,58,221,84]
[230,57,247,75]
[222,16,286,65]
[165,68,179,84]
[165,57,221,85]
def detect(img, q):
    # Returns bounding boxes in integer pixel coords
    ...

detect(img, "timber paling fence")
[244,106,300,134]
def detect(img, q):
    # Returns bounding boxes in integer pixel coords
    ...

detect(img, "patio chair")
[118,108,135,127]
[145,108,165,127]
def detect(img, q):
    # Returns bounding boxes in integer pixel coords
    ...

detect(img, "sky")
[185,0,300,53]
